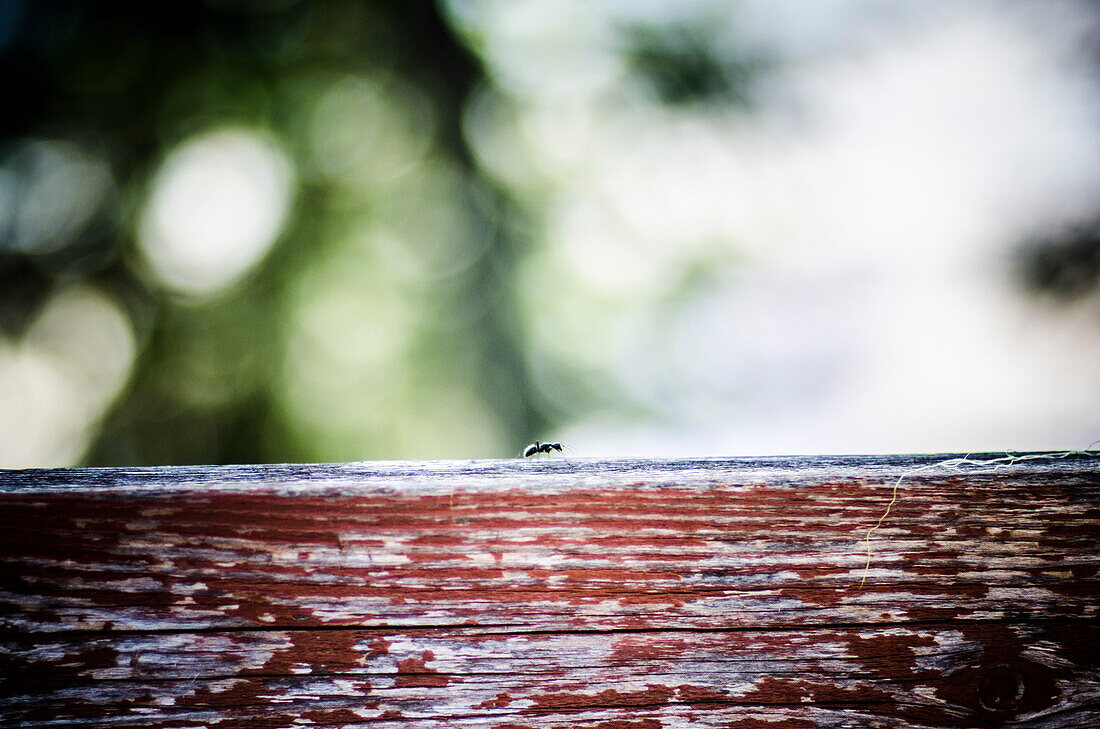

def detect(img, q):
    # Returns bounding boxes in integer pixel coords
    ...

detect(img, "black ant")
[521,440,563,457]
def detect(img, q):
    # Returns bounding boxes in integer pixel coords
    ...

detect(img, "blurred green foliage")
[0,0,541,464]
[5,1,1095,467]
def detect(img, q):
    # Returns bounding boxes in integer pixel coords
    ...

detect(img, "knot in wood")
[976,662,1027,713]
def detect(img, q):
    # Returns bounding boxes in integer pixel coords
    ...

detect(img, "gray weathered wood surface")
[1,454,1098,727]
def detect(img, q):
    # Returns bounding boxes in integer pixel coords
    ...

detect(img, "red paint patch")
[677,684,729,703]
[394,650,452,688]
[844,630,938,680]
[777,587,843,606]
[409,533,468,545]
[367,637,391,656]
[300,708,363,723]
[529,685,675,712]
[240,630,366,678]
[475,692,513,709]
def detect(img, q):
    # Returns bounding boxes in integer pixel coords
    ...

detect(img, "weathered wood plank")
[1,454,1098,727]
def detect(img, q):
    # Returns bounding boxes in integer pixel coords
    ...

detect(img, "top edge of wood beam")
[1,451,1097,495]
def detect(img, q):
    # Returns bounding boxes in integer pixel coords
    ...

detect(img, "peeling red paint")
[593,720,663,729]
[844,631,939,680]
[476,691,514,709]
[727,720,815,729]
[0,643,118,699]
[529,685,676,712]
[2,456,1097,726]
[366,636,391,656]
[242,629,366,678]
[394,649,452,688]
[776,587,844,606]
[676,684,729,703]
[610,636,690,662]
[300,708,363,723]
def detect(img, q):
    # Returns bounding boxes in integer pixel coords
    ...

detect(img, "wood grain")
[1,454,1098,727]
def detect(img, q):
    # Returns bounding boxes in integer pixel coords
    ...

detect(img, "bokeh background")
[1,0,1099,468]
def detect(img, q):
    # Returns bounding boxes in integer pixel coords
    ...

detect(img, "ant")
[521,440,563,458]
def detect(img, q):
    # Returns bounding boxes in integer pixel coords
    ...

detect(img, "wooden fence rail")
[1,454,1098,727]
